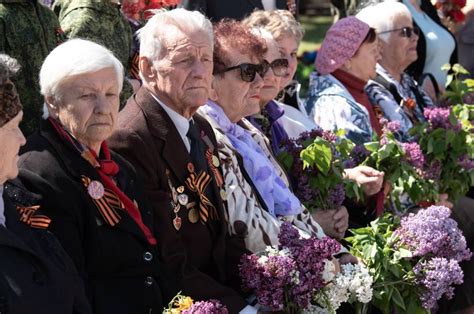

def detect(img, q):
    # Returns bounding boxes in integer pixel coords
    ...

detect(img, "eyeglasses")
[261,58,289,77]
[214,63,263,82]
[378,27,420,38]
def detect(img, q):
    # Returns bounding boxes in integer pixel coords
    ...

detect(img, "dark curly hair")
[213,19,267,74]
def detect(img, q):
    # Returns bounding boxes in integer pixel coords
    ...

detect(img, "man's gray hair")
[40,38,124,118]
[0,54,20,84]
[356,1,412,43]
[137,8,213,66]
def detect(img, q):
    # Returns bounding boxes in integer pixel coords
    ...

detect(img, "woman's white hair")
[137,8,213,69]
[40,38,124,118]
[356,1,412,43]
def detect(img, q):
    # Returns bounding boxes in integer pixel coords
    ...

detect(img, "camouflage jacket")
[53,0,132,72]
[0,0,64,134]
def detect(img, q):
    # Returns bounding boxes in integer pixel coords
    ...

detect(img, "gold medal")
[220,189,227,200]
[177,186,185,193]
[187,162,195,173]
[212,155,220,167]
[188,208,199,223]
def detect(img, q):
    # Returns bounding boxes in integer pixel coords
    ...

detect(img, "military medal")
[88,180,104,200]
[187,162,195,173]
[173,216,182,231]
[188,208,199,223]
[177,194,189,206]
[212,155,220,167]
[220,189,227,201]
[177,186,185,193]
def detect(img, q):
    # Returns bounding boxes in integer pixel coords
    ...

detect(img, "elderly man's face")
[0,111,26,183]
[213,49,263,123]
[52,67,120,151]
[153,27,213,117]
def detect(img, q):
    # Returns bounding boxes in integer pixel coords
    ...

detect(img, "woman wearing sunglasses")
[304,17,381,145]
[358,2,435,142]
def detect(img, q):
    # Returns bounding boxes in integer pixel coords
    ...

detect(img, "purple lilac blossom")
[424,107,461,131]
[394,206,472,262]
[386,120,401,133]
[182,300,228,314]
[458,154,474,171]
[423,160,442,180]
[402,142,426,169]
[350,145,370,165]
[239,253,297,311]
[413,257,464,310]
[327,184,345,209]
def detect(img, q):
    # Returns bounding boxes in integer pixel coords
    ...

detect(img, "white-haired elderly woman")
[357,2,434,142]
[13,39,178,313]
[0,53,91,314]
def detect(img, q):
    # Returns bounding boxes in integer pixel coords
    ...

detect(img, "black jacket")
[0,185,90,314]
[15,119,178,314]
[181,0,295,21]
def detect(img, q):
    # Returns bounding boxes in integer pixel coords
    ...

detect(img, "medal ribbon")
[185,171,218,223]
[81,176,122,226]
[48,118,157,245]
[205,149,223,188]
[16,205,51,229]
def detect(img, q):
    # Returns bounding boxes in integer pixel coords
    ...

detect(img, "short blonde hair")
[243,10,304,44]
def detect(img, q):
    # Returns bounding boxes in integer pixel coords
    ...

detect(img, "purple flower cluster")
[394,206,471,262]
[327,184,345,209]
[240,223,341,311]
[422,160,442,180]
[279,222,341,308]
[458,154,474,171]
[401,142,426,169]
[350,145,370,166]
[183,300,228,314]
[386,121,401,133]
[239,253,296,310]
[413,257,464,310]
[424,107,461,131]
[394,206,471,310]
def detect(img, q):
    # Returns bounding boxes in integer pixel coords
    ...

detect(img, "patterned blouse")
[304,72,374,145]
[366,64,433,141]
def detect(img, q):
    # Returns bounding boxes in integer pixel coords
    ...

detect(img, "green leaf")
[452,63,470,75]
[392,288,406,311]
[301,139,332,175]
[441,63,452,71]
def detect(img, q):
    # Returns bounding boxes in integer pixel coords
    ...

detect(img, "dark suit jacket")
[108,86,249,313]
[181,0,293,21]
[15,120,177,314]
[0,186,90,314]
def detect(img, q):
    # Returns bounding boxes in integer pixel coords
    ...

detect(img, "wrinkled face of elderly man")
[141,25,214,119]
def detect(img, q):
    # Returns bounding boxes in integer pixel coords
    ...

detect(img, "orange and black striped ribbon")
[205,149,224,188]
[185,171,218,223]
[81,176,122,226]
[16,205,51,229]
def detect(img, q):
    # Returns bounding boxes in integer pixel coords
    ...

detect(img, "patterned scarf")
[202,101,302,217]
[48,118,157,245]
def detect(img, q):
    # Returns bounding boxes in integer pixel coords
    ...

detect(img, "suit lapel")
[134,87,192,184]
[38,120,149,243]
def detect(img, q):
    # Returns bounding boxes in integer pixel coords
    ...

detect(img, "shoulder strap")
[373,73,403,105]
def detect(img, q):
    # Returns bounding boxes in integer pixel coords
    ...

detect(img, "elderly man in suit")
[181,0,298,21]
[108,9,256,313]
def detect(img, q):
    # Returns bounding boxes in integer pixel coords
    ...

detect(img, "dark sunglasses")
[215,63,263,82]
[378,26,420,38]
[261,58,289,77]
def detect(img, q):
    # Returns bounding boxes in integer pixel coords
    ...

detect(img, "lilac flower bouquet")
[410,105,474,202]
[346,206,471,313]
[278,129,360,212]
[239,222,372,313]
[351,120,437,210]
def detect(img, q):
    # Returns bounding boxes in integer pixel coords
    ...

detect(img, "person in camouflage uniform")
[53,0,135,106]
[0,0,64,134]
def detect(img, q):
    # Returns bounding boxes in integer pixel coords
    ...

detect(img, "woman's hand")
[436,193,453,209]
[344,166,384,196]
